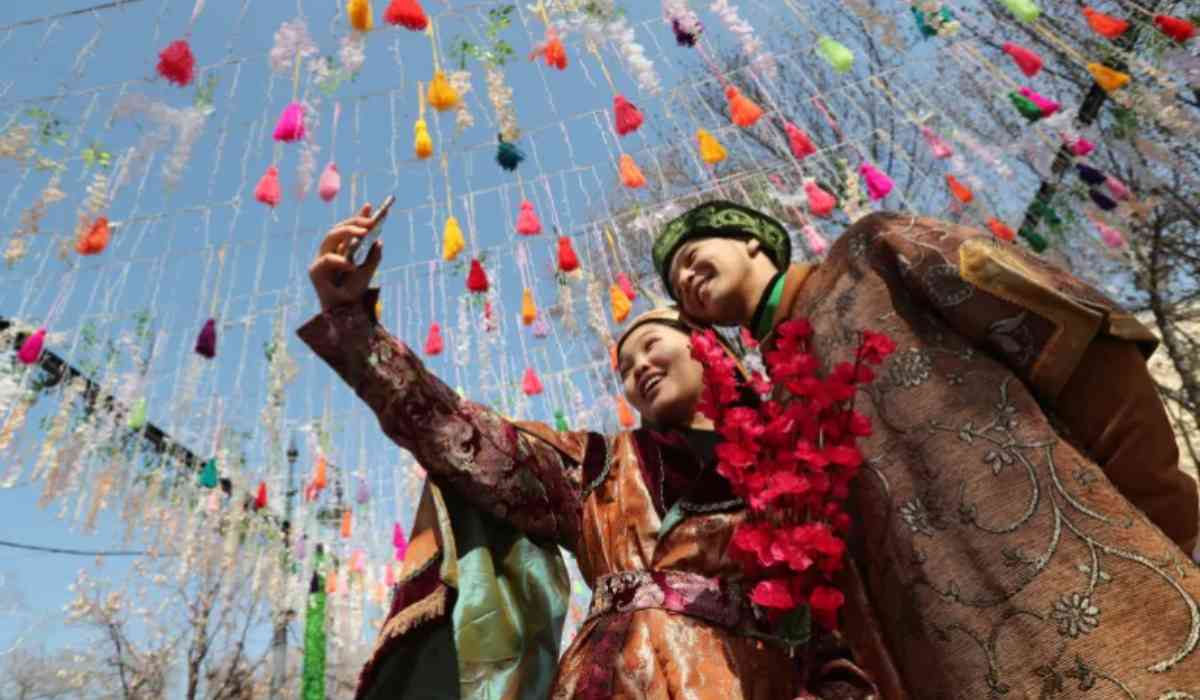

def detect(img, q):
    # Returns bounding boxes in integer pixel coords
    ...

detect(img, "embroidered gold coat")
[765,212,1200,698]
[298,292,872,700]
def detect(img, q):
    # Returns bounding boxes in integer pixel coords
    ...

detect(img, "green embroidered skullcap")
[652,200,791,300]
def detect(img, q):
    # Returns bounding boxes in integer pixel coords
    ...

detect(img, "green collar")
[751,272,786,342]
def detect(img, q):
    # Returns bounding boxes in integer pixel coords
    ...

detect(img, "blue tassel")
[1076,163,1106,186]
[496,136,525,172]
[1089,189,1118,211]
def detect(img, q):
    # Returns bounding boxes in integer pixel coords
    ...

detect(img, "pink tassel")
[1094,219,1125,248]
[318,162,341,202]
[1067,136,1095,157]
[785,122,816,159]
[532,317,550,338]
[350,549,366,574]
[424,323,444,355]
[254,165,281,208]
[272,102,306,142]
[804,179,837,218]
[17,328,46,365]
[522,367,544,396]
[516,200,542,235]
[616,272,637,300]
[1104,175,1132,201]
[1018,87,1060,117]
[859,162,894,201]
[801,225,828,256]
[920,126,953,159]
[393,522,408,561]
[1002,42,1043,77]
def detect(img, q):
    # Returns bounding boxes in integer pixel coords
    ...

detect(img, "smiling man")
[653,199,1200,697]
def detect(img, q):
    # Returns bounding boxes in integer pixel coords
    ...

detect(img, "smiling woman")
[615,310,711,430]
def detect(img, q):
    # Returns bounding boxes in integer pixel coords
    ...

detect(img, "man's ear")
[746,237,762,257]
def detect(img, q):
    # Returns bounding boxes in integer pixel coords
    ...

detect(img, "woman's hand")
[308,203,384,312]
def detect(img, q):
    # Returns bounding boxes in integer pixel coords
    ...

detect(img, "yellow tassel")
[1087,63,1130,92]
[347,0,373,32]
[610,283,632,322]
[697,128,727,164]
[414,118,433,159]
[375,298,383,320]
[521,287,537,325]
[427,70,461,111]
[442,215,465,261]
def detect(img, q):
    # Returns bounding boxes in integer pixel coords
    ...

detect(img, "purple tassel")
[1089,189,1118,211]
[671,18,699,46]
[1076,163,1107,186]
[195,318,217,358]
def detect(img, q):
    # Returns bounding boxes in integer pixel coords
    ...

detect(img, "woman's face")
[617,323,704,427]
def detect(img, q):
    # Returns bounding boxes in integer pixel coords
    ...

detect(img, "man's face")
[668,236,760,325]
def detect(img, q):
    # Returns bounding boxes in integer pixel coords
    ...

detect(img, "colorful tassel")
[616,396,635,429]
[340,509,352,538]
[610,283,632,322]
[355,476,370,505]
[619,154,646,188]
[199,458,219,488]
[557,237,580,273]
[17,328,45,365]
[1002,42,1043,77]
[1002,0,1040,22]
[616,272,637,301]
[414,118,433,159]
[1087,63,1130,92]
[314,454,328,491]
[1083,6,1128,39]
[325,569,338,594]
[347,0,373,32]
[801,224,828,256]
[318,162,341,202]
[986,218,1016,242]
[532,317,550,338]
[1076,163,1107,186]
[427,71,461,111]
[496,137,525,171]
[530,27,568,70]
[521,288,537,325]
[75,217,111,255]
[554,409,569,432]
[725,86,763,127]
[442,216,465,261]
[920,126,953,159]
[393,522,408,560]
[466,259,489,293]
[613,95,644,136]
[1104,176,1132,201]
[384,0,428,30]
[195,319,217,359]
[1066,136,1095,157]
[1009,92,1045,121]
[946,175,973,203]
[255,165,282,207]
[697,129,727,164]
[859,163,893,201]
[671,15,701,47]
[1155,15,1195,43]
[1018,87,1060,117]
[127,397,147,430]
[254,481,268,510]
[804,178,837,218]
[610,344,618,371]
[157,40,196,86]
[516,200,542,235]
[424,322,444,355]
[522,368,544,396]
[785,122,817,159]
[817,36,854,73]
[1019,227,1048,253]
[1089,189,1118,211]
[1093,219,1125,248]
[273,102,306,142]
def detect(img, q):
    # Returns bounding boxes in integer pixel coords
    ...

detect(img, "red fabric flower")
[858,329,897,364]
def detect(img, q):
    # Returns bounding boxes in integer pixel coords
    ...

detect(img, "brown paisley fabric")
[769,211,1200,698]
[298,291,872,700]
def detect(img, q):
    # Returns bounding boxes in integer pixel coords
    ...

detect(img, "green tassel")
[301,549,327,700]
[496,137,524,172]
[554,409,568,433]
[1009,93,1044,122]
[127,398,147,430]
[1001,0,1040,22]
[1019,227,1048,252]
[816,36,854,73]
[198,457,218,488]
[911,7,937,37]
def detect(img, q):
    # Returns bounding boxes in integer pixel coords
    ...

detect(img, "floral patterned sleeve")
[296,289,590,550]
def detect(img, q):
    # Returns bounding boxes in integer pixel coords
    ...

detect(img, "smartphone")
[347,195,395,267]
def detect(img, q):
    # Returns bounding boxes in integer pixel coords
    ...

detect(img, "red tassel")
[1001,42,1043,77]
[157,39,195,86]
[516,200,542,235]
[254,165,281,208]
[522,367,544,396]
[384,0,429,30]
[557,237,580,272]
[424,322,444,355]
[1083,6,1129,39]
[616,272,637,301]
[613,95,644,136]
[946,175,973,203]
[466,259,489,293]
[254,481,268,510]
[785,122,816,159]
[75,217,111,255]
[1154,15,1195,43]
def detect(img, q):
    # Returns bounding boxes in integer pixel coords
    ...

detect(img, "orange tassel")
[75,217,111,255]
[1083,6,1128,39]
[610,343,618,371]
[616,395,635,429]
[610,283,632,322]
[341,509,353,538]
[314,454,328,491]
[530,27,568,70]
[725,85,764,127]
[987,218,1016,242]
[1087,63,1130,92]
[946,175,973,203]
[521,288,537,325]
[619,154,646,188]
[326,569,338,594]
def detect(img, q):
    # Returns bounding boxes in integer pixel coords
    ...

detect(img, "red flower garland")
[690,320,895,635]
